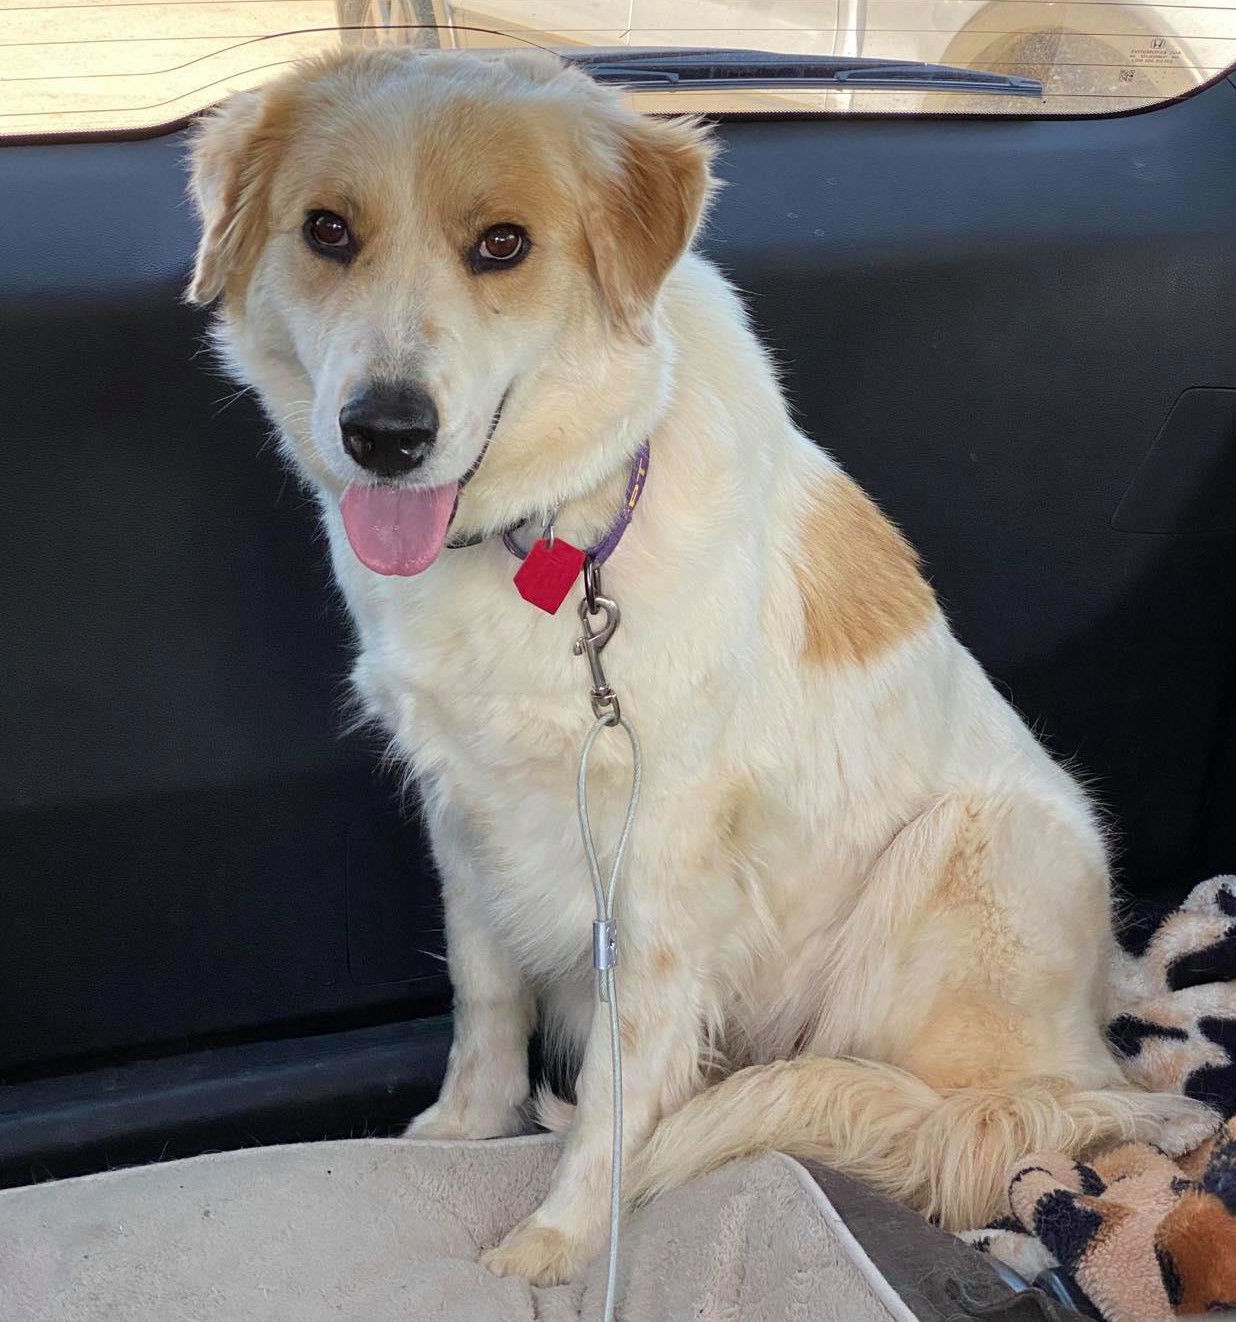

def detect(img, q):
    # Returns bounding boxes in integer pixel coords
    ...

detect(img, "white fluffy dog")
[187,47,1216,1283]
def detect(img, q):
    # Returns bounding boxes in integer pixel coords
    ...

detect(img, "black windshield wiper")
[567,47,1042,99]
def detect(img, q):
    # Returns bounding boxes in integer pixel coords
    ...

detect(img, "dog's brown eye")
[304,210,356,260]
[473,224,528,270]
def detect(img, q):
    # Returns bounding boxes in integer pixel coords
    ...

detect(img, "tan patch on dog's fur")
[652,944,676,975]
[903,995,1032,1090]
[794,473,935,667]
[409,92,582,268]
[582,115,714,340]
[481,1220,583,1285]
[187,82,305,304]
[897,801,1033,1089]
[935,800,998,918]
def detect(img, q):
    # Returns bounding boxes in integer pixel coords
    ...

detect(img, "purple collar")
[502,442,649,566]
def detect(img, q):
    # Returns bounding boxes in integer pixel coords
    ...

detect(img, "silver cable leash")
[574,557,641,1322]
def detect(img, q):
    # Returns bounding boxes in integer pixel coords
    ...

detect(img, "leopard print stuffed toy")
[964,876,1236,1321]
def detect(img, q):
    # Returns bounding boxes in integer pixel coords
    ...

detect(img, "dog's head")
[187,49,714,574]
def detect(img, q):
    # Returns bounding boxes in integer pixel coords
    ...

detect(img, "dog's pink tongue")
[340,482,458,576]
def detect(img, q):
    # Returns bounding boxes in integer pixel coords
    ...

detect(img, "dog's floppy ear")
[584,113,716,341]
[186,87,292,305]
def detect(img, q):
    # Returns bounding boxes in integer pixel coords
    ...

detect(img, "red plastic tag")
[513,538,587,614]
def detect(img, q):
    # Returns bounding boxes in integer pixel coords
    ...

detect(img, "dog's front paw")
[481,1217,596,1286]
[404,1096,528,1141]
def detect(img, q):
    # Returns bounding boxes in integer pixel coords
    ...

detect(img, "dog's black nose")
[339,383,439,478]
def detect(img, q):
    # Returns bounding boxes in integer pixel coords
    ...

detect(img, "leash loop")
[575,581,641,1322]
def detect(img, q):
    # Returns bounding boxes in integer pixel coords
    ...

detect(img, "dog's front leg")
[482,855,717,1285]
[406,797,534,1140]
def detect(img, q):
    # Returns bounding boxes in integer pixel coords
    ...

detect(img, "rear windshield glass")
[3,0,1235,137]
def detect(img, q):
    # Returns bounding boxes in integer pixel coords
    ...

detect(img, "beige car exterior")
[1,0,1232,136]
[436,0,1236,113]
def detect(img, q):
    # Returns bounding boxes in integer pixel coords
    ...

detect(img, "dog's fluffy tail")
[627,1056,1216,1229]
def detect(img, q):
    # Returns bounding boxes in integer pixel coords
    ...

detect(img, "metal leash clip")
[574,559,622,724]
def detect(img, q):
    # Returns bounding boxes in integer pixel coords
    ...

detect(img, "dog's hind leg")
[630,792,1219,1227]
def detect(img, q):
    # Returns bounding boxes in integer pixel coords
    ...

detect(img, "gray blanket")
[0,1134,917,1321]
